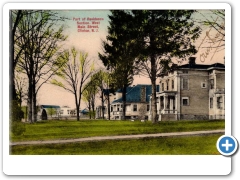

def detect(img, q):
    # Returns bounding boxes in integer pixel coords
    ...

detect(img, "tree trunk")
[150,54,157,123]
[27,79,33,123]
[101,88,105,119]
[88,100,92,119]
[78,85,83,121]
[74,91,80,121]
[32,81,37,122]
[107,91,110,120]
[91,96,95,119]
[122,85,127,120]
[9,10,17,108]
[10,10,23,111]
[76,105,80,121]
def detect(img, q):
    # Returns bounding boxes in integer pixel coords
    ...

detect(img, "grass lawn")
[10,119,225,142]
[10,134,222,155]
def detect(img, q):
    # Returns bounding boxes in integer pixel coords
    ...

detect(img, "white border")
[2,2,231,176]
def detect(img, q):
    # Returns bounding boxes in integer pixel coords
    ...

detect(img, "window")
[217,96,223,109]
[201,82,207,88]
[182,97,189,106]
[210,98,213,108]
[182,78,188,90]
[172,80,174,90]
[156,85,160,92]
[166,80,169,90]
[147,105,150,111]
[111,106,113,112]
[133,104,137,111]
[162,83,164,91]
[210,79,214,89]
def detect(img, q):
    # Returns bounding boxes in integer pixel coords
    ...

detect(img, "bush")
[11,121,26,136]
[10,100,24,122]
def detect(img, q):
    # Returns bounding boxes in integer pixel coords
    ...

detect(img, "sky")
[35,9,225,109]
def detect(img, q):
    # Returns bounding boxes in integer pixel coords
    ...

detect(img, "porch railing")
[160,109,176,114]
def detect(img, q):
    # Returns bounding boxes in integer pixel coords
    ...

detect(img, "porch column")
[175,94,179,120]
[163,95,168,114]
[170,96,173,113]
[159,96,162,111]
[158,96,161,113]
[149,97,152,120]
[222,94,225,110]
[158,96,161,121]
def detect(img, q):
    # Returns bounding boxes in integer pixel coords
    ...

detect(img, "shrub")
[11,121,26,136]
[10,100,24,122]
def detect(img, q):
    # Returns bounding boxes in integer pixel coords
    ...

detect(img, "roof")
[116,87,135,93]
[103,89,115,96]
[41,105,60,109]
[112,84,152,104]
[81,108,89,114]
[177,63,225,70]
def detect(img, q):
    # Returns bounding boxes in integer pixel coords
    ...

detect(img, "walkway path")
[10,129,224,146]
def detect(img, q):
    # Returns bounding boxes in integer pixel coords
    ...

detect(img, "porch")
[157,92,179,121]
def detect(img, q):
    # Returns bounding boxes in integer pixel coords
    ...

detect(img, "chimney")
[140,86,146,102]
[188,57,196,67]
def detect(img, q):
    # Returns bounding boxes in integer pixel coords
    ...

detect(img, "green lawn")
[10,134,222,155]
[10,119,225,142]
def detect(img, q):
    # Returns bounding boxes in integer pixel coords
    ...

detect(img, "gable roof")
[112,84,152,104]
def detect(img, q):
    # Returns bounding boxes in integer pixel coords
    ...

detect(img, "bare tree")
[82,80,98,119]
[14,71,28,108]
[51,47,95,121]
[10,10,24,103]
[16,10,67,123]
[196,10,225,61]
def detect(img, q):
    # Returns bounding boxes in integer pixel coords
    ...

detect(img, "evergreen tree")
[99,10,139,120]
[130,10,201,123]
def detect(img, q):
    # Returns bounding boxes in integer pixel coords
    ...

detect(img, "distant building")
[80,108,89,116]
[59,106,72,117]
[38,105,61,120]
[37,105,80,120]
[152,57,225,121]
[95,89,112,119]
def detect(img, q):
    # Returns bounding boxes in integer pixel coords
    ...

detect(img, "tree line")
[10,10,224,126]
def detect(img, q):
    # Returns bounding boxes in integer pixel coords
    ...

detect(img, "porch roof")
[156,91,177,96]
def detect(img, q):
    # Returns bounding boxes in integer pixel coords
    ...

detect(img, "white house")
[59,105,72,117]
[38,105,61,120]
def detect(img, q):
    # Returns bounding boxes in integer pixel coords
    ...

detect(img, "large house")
[96,84,153,120]
[151,57,225,121]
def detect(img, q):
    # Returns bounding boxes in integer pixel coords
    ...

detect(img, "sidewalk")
[10,129,224,146]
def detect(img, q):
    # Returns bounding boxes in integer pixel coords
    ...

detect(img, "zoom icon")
[217,135,238,156]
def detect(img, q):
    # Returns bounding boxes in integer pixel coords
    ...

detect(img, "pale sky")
[37,10,225,109]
